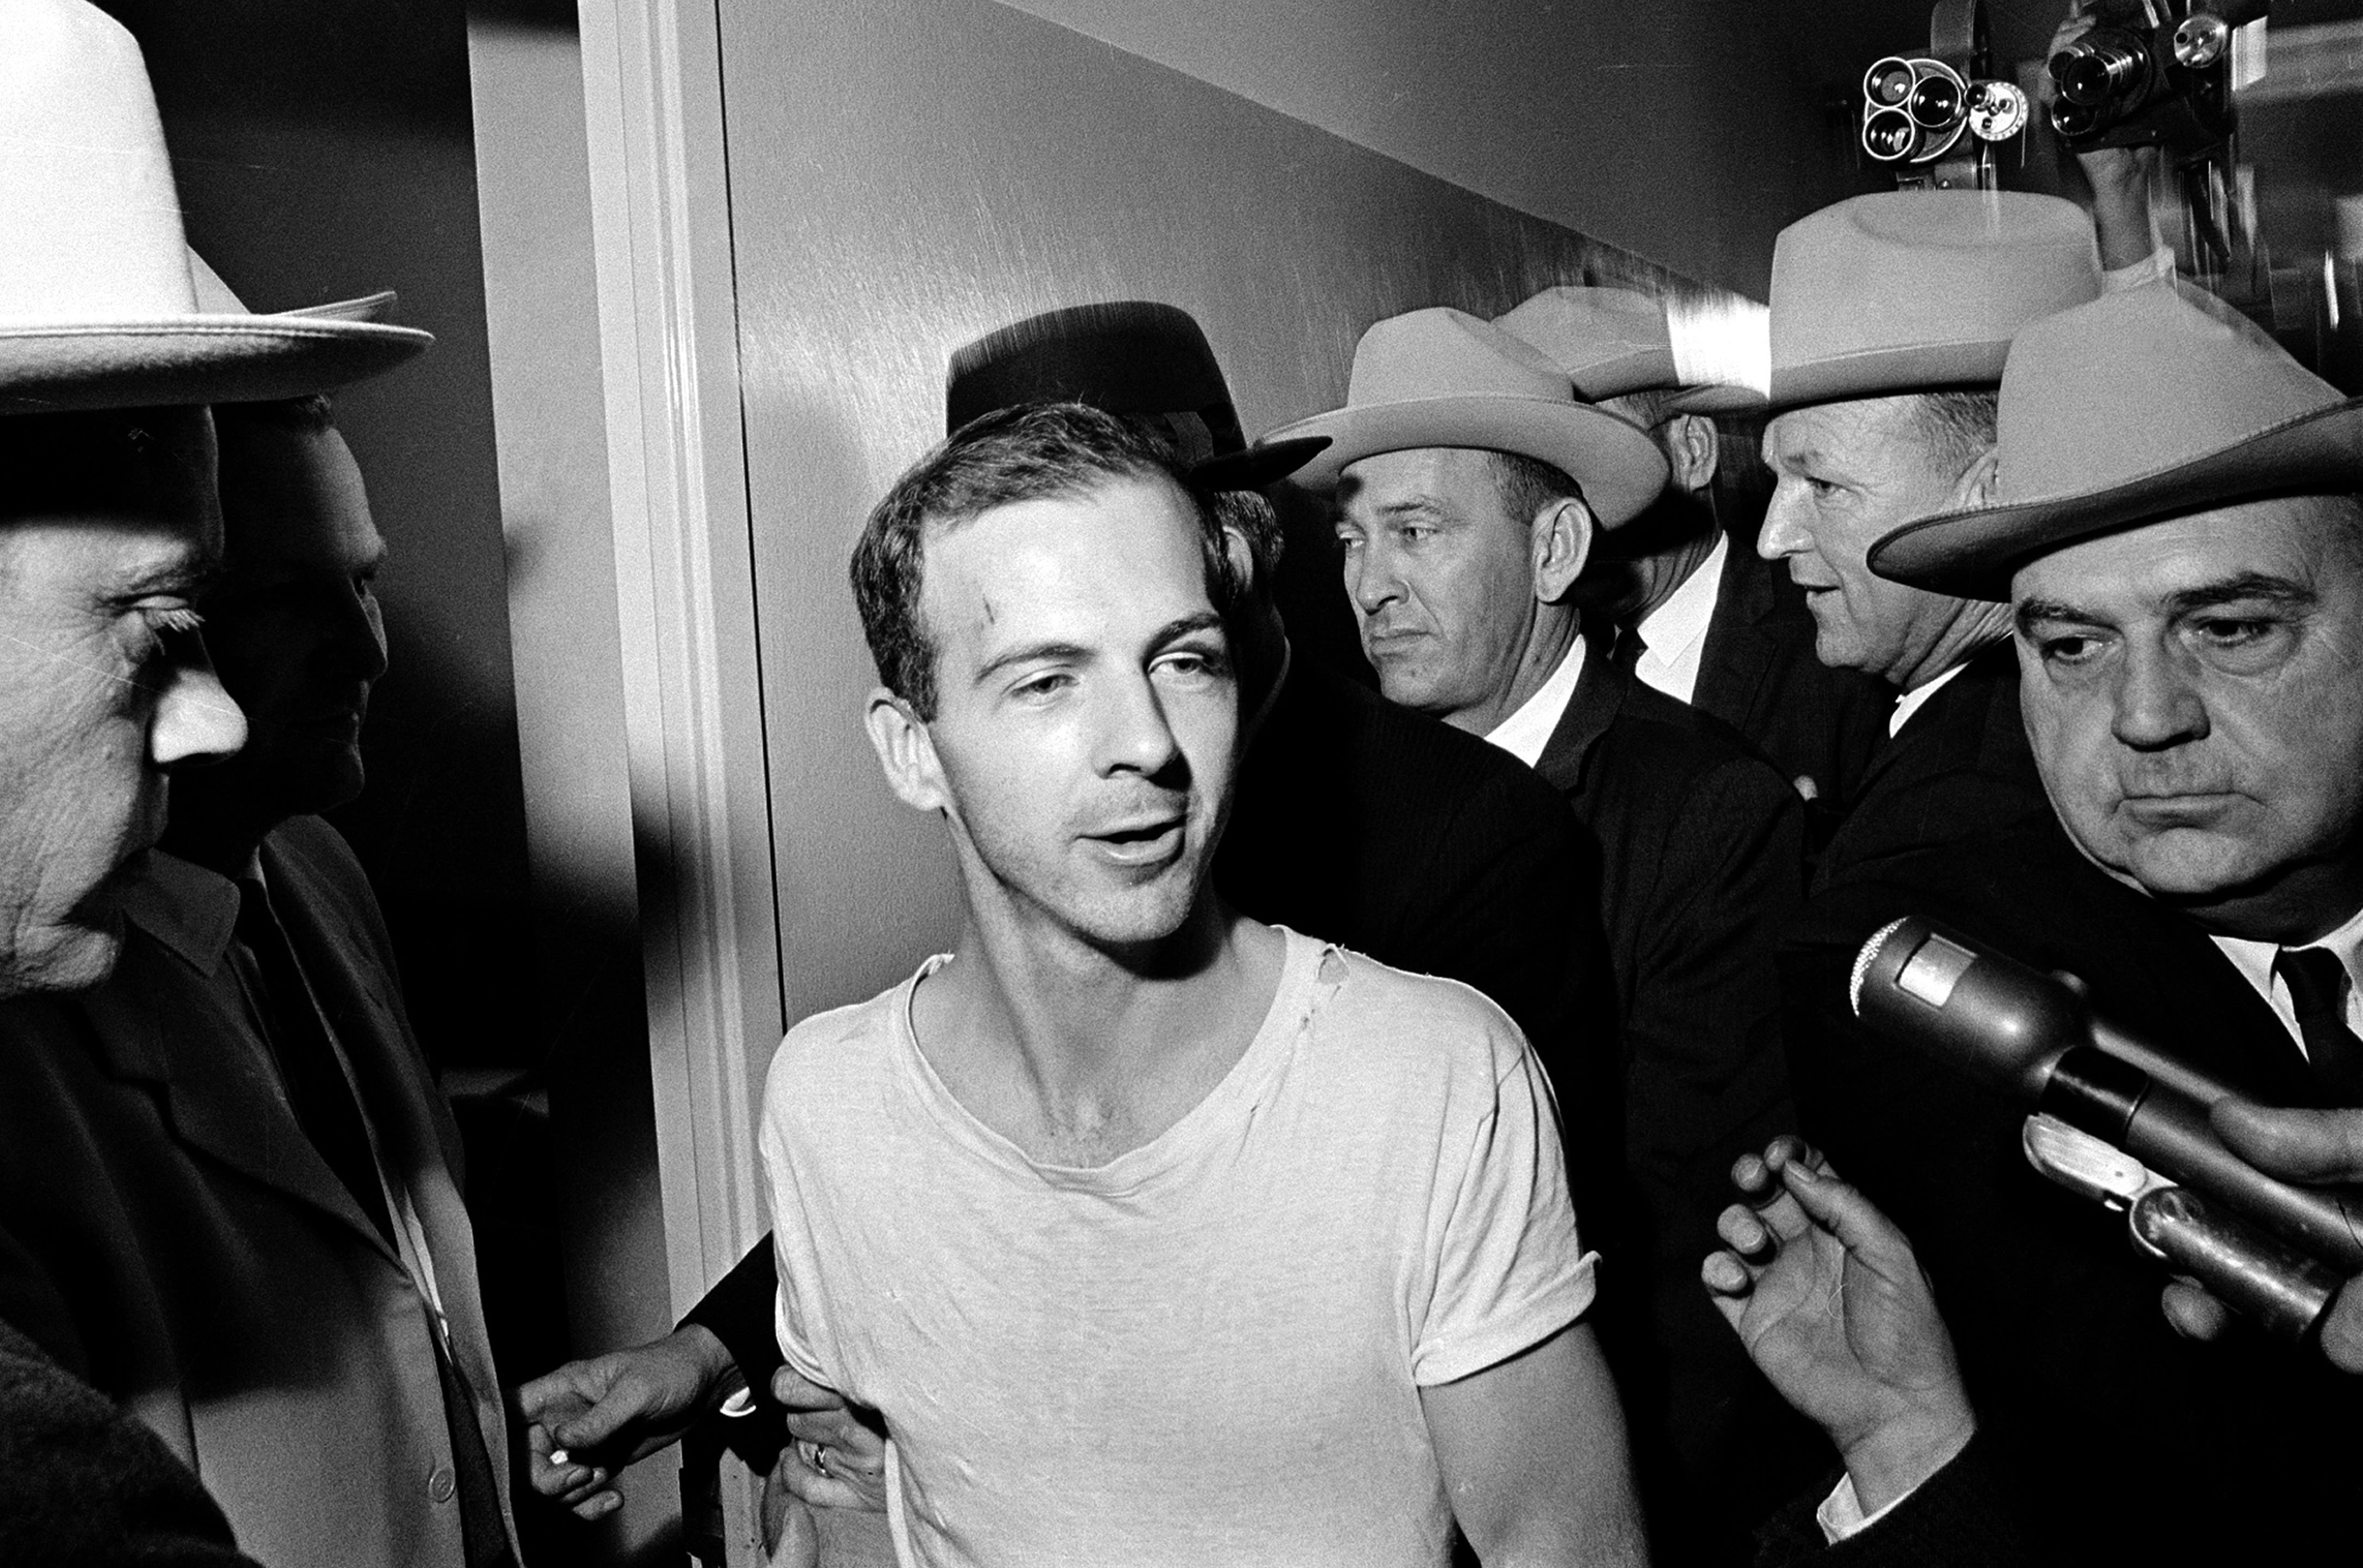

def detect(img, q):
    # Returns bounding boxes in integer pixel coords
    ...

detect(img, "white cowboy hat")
[1871,282,2363,599]
[1767,191,2100,410]
[0,0,431,416]
[1493,286,1766,415]
[1258,307,1667,526]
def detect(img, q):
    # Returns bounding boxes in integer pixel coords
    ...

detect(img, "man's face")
[895,474,1238,950]
[0,410,249,996]
[192,422,388,820]
[1334,447,1538,726]
[2014,498,2363,930]
[1760,396,1983,683]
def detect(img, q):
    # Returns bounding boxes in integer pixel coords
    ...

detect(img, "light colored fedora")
[1767,191,2101,410]
[0,0,431,416]
[1494,286,1766,414]
[1258,307,1668,526]
[1870,282,2363,599]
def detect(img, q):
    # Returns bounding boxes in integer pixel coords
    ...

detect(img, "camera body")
[2047,0,2267,158]
[1858,1,2026,191]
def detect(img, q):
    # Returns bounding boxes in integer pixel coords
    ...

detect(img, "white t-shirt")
[758,928,1597,1568]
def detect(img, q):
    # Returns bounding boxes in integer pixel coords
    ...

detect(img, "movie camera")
[2047,0,2267,158]
[1860,1,2028,190]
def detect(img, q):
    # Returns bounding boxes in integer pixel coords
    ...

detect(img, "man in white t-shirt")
[757,401,1638,1566]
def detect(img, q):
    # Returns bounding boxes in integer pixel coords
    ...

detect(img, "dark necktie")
[1611,624,1648,678]
[234,879,395,1245]
[2273,946,2363,1106]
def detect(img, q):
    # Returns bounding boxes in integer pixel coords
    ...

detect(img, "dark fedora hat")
[1870,282,2363,600]
[946,301,1327,489]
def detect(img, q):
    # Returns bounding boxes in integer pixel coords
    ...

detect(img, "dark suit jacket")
[1533,630,1819,1560]
[1693,539,1891,818]
[1782,817,2363,1565]
[1810,641,2049,897]
[0,1317,258,1567]
[689,658,1601,1470]
[1752,1432,2031,1568]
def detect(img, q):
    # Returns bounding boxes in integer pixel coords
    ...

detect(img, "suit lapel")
[1691,540,1777,730]
[1533,618,1625,798]
[92,896,407,1271]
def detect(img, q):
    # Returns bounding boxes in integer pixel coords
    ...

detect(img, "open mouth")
[1087,819,1186,865]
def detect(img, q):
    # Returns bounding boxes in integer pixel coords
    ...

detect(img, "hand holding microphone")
[1849,917,2363,1359]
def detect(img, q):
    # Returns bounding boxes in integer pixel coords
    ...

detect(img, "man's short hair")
[1903,390,1999,481]
[852,402,1246,718]
[0,406,215,529]
[1488,450,1585,528]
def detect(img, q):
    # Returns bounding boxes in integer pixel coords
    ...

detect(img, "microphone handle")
[2130,1186,2340,1344]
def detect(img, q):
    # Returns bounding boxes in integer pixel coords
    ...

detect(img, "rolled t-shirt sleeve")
[1411,1038,1597,1386]
[757,1071,837,1392]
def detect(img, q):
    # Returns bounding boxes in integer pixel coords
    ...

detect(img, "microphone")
[1850,916,2363,1341]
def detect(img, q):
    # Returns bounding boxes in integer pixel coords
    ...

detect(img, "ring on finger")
[813,1443,833,1477]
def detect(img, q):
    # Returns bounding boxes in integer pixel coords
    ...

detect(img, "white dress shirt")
[2206,902,2363,1058]
[1631,533,1728,706]
[1483,634,1587,768]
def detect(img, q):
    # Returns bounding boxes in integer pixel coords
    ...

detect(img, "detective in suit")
[1777,283,2363,1562]
[0,308,518,1566]
[1756,194,2104,894]
[1266,307,1810,1562]
[1495,287,1891,819]
[0,5,424,1559]
[517,303,1600,1536]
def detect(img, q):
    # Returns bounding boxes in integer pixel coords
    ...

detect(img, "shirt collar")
[1635,532,1728,667]
[116,848,244,976]
[1887,660,1971,740]
[1484,633,1587,768]
[2210,902,2363,1006]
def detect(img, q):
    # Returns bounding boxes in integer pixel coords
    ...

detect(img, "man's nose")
[149,648,248,768]
[1757,487,1808,561]
[2110,640,2209,752]
[1094,672,1185,779]
[1345,539,1401,617]
[331,586,389,684]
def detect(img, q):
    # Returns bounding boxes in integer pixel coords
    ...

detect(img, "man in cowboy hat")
[0,4,522,1565]
[1265,306,1811,1560]
[1496,287,1890,821]
[519,302,1603,1541]
[1776,282,2363,1563]
[1758,191,2102,893]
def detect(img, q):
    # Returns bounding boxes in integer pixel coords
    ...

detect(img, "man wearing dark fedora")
[1759,191,2102,895]
[1774,281,2363,1563]
[1265,306,1812,1561]
[1496,287,1890,827]
[518,302,1599,1536]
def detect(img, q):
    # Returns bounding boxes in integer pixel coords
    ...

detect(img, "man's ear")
[1532,497,1595,604]
[864,688,950,815]
[1951,445,2001,510]
[1218,522,1259,603]
[1664,412,1721,494]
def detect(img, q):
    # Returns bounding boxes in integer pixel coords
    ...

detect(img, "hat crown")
[1346,307,1572,407]
[1768,191,2101,405]
[1493,287,1672,400]
[0,0,199,325]
[947,301,1242,449]
[1996,284,2345,505]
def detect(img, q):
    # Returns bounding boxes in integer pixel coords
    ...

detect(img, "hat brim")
[1767,337,2008,412]
[1260,394,1668,527]
[1869,396,2363,599]
[0,313,432,416]
[1191,434,1327,491]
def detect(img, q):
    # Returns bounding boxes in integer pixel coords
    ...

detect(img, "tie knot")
[2275,946,2350,1020]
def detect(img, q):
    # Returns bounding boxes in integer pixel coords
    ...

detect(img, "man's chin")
[2,919,125,1000]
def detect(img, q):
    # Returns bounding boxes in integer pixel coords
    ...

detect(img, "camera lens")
[1864,57,1915,107]
[1909,73,1963,130]
[2049,98,2100,139]
[2051,40,2145,107]
[1862,107,1917,163]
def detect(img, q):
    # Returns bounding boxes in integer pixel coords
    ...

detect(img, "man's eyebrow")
[973,639,1092,686]
[1149,610,1226,648]
[1370,497,1448,519]
[2163,572,2315,616]
[2013,595,2095,633]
